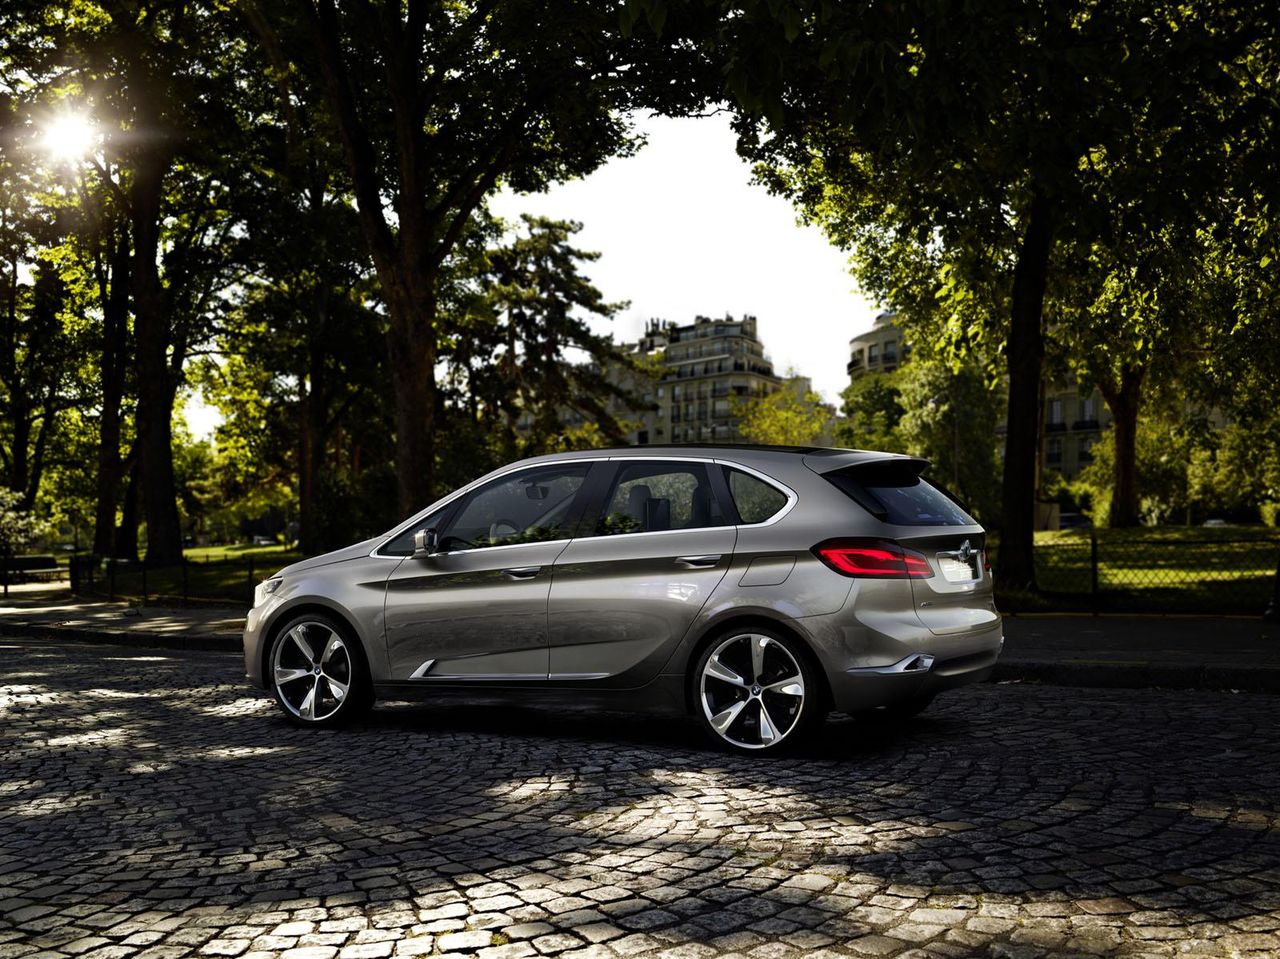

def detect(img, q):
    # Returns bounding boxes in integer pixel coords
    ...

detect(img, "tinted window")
[597,462,725,535]
[382,508,448,556]
[440,464,588,551]
[726,468,788,524]
[826,463,975,526]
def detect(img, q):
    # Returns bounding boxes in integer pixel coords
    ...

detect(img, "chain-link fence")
[1032,531,1280,614]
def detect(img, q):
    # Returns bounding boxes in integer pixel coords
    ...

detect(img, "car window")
[381,508,448,556]
[826,462,975,526]
[440,464,588,551]
[596,462,725,536]
[725,468,789,524]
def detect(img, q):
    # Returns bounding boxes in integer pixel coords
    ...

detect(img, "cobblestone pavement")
[2,639,1278,959]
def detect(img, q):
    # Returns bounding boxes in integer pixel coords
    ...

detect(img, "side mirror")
[412,527,440,557]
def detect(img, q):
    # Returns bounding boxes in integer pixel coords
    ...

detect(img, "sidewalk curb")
[0,619,241,653]
[993,660,1280,694]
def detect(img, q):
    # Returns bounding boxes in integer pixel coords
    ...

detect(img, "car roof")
[509,444,926,474]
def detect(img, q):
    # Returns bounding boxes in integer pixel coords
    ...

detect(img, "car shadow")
[3,641,1278,957]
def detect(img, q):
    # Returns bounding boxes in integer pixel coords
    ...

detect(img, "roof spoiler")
[801,451,931,476]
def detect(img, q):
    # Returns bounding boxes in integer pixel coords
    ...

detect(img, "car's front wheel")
[693,628,822,754]
[268,613,372,727]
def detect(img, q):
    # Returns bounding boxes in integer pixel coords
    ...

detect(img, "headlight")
[253,577,283,608]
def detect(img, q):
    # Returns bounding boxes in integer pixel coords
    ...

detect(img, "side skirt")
[373,676,687,716]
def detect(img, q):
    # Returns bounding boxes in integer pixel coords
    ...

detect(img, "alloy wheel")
[272,621,353,722]
[699,632,806,750]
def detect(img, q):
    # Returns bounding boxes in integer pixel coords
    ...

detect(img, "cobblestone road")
[2,639,1278,959]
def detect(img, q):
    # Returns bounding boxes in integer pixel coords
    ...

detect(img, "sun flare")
[40,113,98,164]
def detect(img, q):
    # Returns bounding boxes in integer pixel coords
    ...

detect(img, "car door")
[383,461,592,681]
[547,458,736,683]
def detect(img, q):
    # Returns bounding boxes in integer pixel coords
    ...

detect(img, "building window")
[883,342,897,363]
[1048,399,1063,424]
[1046,438,1063,465]
[868,343,880,364]
[1081,395,1096,420]
[1080,438,1094,464]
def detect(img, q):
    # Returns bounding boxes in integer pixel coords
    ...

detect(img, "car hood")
[274,537,383,578]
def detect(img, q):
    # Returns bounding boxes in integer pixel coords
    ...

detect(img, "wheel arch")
[260,602,371,692]
[681,612,834,716]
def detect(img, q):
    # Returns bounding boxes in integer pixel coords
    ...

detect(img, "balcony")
[1045,421,1068,432]
[1072,419,1100,431]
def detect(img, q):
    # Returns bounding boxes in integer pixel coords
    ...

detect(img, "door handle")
[675,554,721,569]
[502,566,543,579]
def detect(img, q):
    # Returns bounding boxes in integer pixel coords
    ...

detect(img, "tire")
[267,612,373,727]
[692,626,823,754]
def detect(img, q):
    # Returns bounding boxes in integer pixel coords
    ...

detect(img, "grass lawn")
[83,527,1279,613]
[182,543,305,564]
[83,544,308,606]
[1024,525,1279,613]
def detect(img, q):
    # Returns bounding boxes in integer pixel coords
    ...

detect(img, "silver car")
[244,446,1003,753]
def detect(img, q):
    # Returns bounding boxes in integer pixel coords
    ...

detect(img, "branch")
[238,1,305,174]
[431,132,523,274]
[86,157,132,217]
[299,0,398,271]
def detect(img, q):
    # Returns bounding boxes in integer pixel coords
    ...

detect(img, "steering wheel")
[489,518,521,542]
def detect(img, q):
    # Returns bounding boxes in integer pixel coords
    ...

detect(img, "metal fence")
[1031,532,1280,614]
[50,535,1280,616]
[69,554,272,607]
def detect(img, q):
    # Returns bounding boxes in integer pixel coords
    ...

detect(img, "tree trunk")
[93,233,131,557]
[385,281,437,517]
[297,373,316,553]
[996,190,1055,592]
[130,152,184,564]
[1100,364,1145,528]
[297,318,331,554]
[116,454,140,562]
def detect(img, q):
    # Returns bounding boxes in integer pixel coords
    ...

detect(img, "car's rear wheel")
[269,613,372,727]
[694,628,821,753]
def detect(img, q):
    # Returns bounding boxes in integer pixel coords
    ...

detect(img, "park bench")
[3,555,65,583]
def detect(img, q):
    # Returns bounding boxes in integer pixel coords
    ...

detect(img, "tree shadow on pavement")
[2,640,1278,957]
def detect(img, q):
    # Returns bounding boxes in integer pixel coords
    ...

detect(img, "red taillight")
[812,538,932,579]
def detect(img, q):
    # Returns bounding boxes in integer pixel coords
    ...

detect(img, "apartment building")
[569,313,784,445]
[1037,385,1110,479]
[847,310,909,376]
[847,311,1109,480]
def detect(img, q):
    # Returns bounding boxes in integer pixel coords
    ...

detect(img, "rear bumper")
[826,640,1002,712]
[798,604,1004,713]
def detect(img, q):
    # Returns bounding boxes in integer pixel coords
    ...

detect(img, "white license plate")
[938,556,977,582]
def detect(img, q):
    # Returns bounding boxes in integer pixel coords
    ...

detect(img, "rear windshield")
[824,462,975,526]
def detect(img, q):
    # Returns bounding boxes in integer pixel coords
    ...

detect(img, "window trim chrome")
[369,457,608,558]
[371,452,799,556]
[715,458,799,528]
[565,454,798,542]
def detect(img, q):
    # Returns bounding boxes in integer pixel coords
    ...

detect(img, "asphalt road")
[1,638,1278,958]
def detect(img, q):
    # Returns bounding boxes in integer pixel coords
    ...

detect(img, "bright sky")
[491,112,881,404]
[187,112,880,439]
